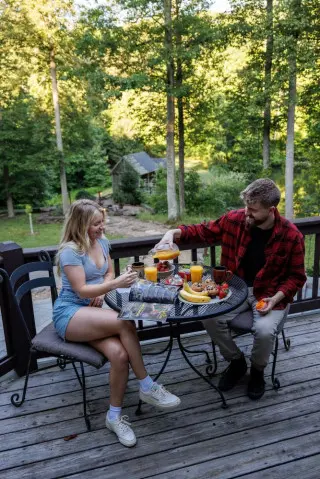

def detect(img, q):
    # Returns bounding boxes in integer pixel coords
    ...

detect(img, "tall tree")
[262,0,273,170]
[164,0,179,220]
[285,0,302,220]
[50,47,69,214]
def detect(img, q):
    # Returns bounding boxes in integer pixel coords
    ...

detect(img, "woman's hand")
[114,271,138,289]
[89,295,105,308]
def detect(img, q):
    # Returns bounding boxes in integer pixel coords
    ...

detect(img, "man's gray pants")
[202,288,287,370]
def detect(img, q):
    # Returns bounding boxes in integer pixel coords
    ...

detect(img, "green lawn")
[0,214,122,248]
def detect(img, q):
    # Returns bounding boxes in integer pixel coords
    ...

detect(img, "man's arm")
[156,216,226,250]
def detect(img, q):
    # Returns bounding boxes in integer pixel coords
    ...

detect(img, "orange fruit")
[256,300,266,310]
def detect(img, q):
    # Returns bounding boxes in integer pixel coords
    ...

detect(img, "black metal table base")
[136,323,227,415]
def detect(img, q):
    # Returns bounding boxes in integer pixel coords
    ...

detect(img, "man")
[157,179,306,400]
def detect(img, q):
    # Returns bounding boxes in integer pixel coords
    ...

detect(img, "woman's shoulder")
[60,243,84,265]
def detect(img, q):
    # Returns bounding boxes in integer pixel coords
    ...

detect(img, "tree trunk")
[262,0,273,170]
[3,165,14,218]
[175,0,185,215]
[50,47,70,214]
[164,0,178,221]
[285,0,301,220]
[177,89,185,215]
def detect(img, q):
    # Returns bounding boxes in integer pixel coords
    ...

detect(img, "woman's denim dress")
[53,238,109,340]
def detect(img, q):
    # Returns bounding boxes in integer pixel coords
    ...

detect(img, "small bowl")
[157,263,175,280]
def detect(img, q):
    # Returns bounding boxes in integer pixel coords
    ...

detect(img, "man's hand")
[256,290,286,315]
[89,295,105,308]
[155,229,181,250]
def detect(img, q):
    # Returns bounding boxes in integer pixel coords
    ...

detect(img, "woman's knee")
[108,344,129,367]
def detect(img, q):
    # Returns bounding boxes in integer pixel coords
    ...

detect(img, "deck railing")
[0,215,319,377]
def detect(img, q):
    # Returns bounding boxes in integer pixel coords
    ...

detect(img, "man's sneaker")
[105,415,137,447]
[218,353,247,391]
[247,366,266,400]
[139,383,181,409]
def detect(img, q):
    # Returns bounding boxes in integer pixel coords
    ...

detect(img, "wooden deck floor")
[0,312,320,479]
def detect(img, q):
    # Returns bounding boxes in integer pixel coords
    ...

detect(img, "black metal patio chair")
[207,305,291,389]
[0,251,107,431]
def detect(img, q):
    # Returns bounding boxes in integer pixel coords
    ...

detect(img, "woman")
[53,199,180,447]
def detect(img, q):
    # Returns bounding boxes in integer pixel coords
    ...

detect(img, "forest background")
[1,0,319,237]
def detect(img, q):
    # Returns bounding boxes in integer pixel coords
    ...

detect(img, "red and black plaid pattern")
[178,209,306,309]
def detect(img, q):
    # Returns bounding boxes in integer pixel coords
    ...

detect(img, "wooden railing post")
[0,241,37,376]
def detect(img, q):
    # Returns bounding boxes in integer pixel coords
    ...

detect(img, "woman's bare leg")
[89,336,129,406]
[66,307,148,379]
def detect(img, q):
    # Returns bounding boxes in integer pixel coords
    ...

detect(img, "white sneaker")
[139,383,181,409]
[105,415,137,447]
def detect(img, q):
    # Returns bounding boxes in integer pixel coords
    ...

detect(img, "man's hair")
[240,178,281,208]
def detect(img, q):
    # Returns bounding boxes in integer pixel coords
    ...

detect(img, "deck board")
[0,312,319,478]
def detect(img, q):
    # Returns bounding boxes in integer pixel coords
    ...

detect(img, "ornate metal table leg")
[143,339,171,356]
[206,340,218,377]
[179,340,212,365]
[135,329,174,416]
[176,325,228,409]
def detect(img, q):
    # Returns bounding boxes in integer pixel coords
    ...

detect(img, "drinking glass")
[190,262,203,283]
[144,264,158,282]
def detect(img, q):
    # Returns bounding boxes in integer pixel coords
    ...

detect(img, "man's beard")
[246,216,268,228]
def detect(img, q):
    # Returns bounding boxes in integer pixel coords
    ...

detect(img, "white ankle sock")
[139,375,154,392]
[107,405,122,422]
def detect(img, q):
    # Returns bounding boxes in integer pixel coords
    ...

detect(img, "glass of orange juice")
[144,264,158,282]
[190,262,203,283]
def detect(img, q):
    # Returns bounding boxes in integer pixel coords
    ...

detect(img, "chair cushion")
[32,323,106,368]
[230,310,253,333]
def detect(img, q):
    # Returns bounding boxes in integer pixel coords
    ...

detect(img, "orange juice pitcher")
[190,263,203,283]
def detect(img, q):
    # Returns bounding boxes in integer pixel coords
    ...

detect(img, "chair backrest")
[10,251,58,306]
[7,251,58,343]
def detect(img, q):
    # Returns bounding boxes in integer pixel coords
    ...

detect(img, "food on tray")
[180,289,211,303]
[184,280,209,296]
[178,269,191,281]
[164,275,183,286]
[256,299,267,310]
[204,284,219,297]
[191,282,204,292]
[179,277,230,303]
[156,260,171,272]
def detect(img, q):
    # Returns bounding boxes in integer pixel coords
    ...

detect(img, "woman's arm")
[103,254,114,283]
[64,263,137,299]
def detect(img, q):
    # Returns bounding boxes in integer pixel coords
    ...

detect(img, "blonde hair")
[56,199,106,274]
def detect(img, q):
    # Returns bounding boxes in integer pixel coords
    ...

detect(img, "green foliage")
[147,167,248,217]
[113,165,143,205]
[75,190,96,201]
[147,168,168,214]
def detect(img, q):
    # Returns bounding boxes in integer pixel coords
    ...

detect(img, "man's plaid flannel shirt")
[178,208,306,310]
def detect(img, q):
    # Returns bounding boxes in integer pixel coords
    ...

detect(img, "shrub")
[75,190,96,201]
[113,165,143,205]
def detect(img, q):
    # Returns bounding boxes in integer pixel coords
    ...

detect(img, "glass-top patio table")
[105,265,248,411]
